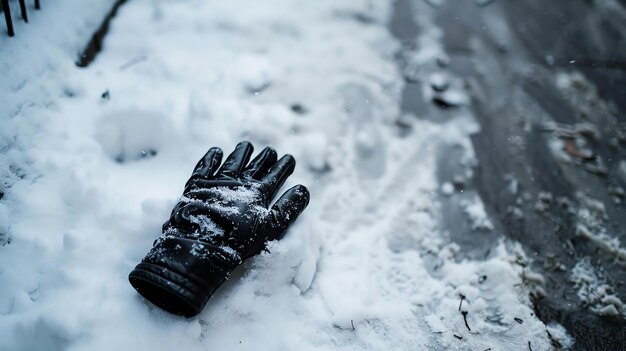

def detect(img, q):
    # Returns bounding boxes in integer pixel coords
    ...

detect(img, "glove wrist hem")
[128,262,210,317]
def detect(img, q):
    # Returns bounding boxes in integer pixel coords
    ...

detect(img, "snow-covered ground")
[1,0,571,350]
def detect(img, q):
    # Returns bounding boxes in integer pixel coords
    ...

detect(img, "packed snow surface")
[0,0,568,350]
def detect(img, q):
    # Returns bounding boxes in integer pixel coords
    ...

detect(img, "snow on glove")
[129,141,310,317]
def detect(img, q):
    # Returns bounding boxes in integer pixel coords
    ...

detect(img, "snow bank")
[0,0,563,350]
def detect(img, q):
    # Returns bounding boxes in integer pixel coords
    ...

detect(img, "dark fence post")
[19,0,28,23]
[2,0,41,36]
[1,0,14,37]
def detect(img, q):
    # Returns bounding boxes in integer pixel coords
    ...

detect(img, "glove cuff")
[128,262,209,317]
[128,237,241,317]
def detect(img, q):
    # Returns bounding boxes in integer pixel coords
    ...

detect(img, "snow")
[546,323,574,350]
[0,0,568,350]
[95,109,167,163]
[189,215,225,238]
[461,196,494,231]
[575,193,626,265]
[440,182,454,196]
[0,202,8,244]
[571,258,624,317]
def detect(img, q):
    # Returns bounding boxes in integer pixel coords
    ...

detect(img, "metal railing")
[1,0,41,37]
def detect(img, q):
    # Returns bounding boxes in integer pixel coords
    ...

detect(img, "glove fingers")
[242,146,277,180]
[260,154,295,199]
[269,184,310,239]
[191,147,223,178]
[217,141,254,178]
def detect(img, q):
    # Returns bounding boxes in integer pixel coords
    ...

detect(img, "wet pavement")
[390,0,626,349]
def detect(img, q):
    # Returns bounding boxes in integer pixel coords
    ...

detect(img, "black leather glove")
[129,141,310,317]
